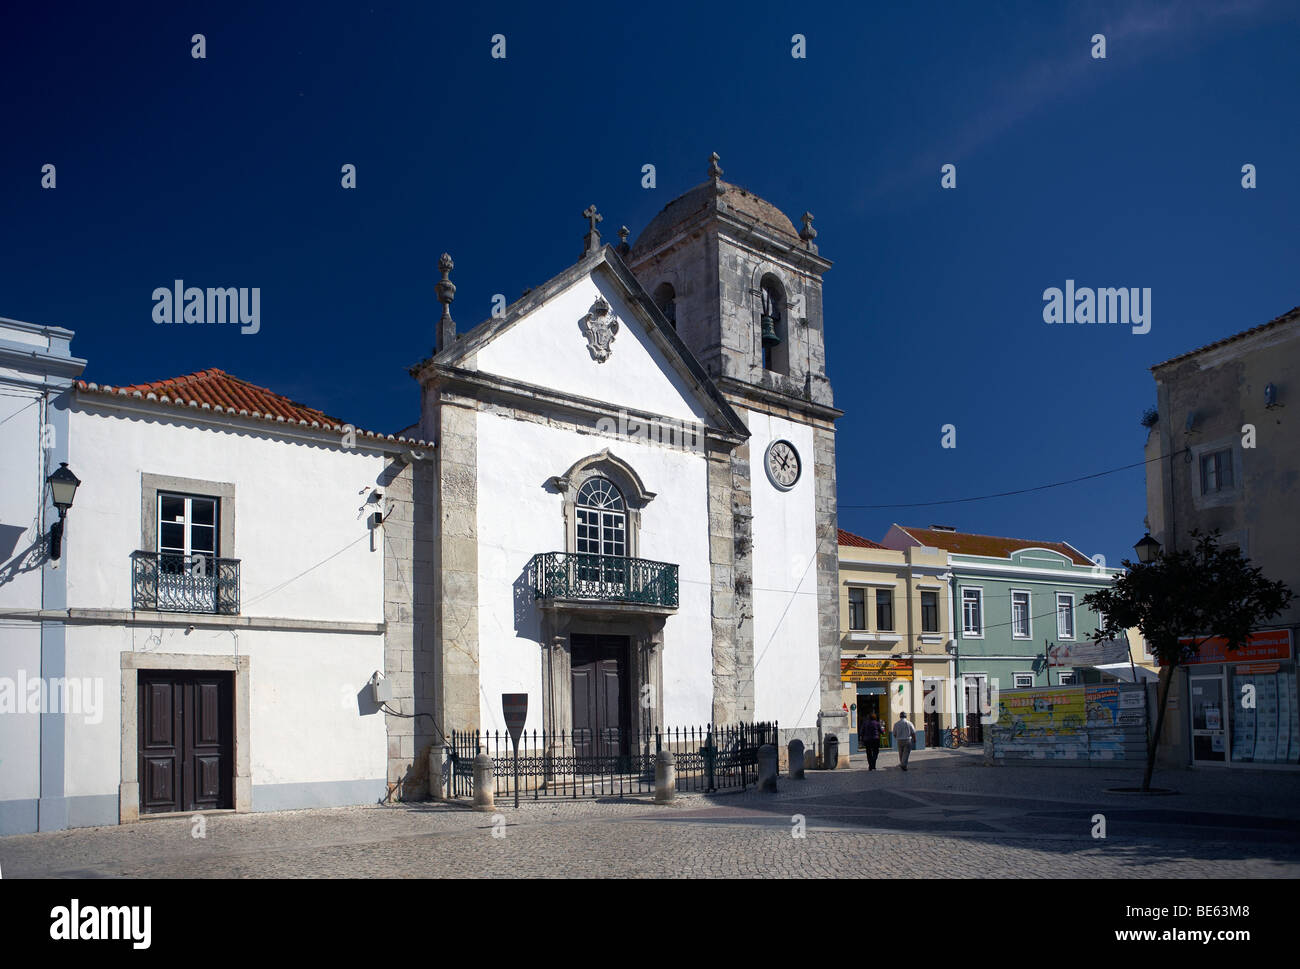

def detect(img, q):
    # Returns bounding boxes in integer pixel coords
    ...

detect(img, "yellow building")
[838,529,955,755]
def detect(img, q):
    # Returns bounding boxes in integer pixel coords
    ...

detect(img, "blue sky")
[3,0,1297,566]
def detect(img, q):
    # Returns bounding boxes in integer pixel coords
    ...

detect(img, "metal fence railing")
[447,721,778,800]
[529,552,679,608]
[131,550,241,615]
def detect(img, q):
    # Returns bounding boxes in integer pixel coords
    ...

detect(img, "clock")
[764,439,801,491]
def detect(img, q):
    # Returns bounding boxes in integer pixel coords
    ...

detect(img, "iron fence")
[130,550,240,614]
[447,721,778,800]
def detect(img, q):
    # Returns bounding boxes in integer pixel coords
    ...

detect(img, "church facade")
[417,155,842,751]
[0,157,843,832]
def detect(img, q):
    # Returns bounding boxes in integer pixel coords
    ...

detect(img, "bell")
[761,313,780,347]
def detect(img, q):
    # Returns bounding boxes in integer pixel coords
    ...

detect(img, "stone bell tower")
[626,152,834,408]
[625,153,844,744]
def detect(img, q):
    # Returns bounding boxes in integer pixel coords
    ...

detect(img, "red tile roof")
[893,525,1091,566]
[1151,305,1300,370]
[838,528,886,549]
[76,368,432,446]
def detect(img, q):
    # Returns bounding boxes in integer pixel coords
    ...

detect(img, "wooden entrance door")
[571,635,629,759]
[923,680,941,745]
[964,677,985,743]
[139,671,234,814]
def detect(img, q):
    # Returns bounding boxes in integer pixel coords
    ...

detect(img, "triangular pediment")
[428,248,747,438]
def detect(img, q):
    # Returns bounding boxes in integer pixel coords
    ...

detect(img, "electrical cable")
[840,448,1184,509]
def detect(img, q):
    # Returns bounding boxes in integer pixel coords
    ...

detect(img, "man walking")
[894,711,916,770]
[863,711,885,770]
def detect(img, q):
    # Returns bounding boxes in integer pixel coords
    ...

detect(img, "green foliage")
[1084,530,1292,668]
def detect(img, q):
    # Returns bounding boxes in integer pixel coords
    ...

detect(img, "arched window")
[759,274,787,374]
[653,282,677,330]
[575,477,626,558]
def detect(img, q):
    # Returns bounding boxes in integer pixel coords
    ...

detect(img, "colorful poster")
[996,687,1086,735]
[1085,686,1120,726]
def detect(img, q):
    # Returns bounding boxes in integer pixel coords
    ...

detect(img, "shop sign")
[1048,638,1130,667]
[1169,629,1292,666]
[841,658,913,682]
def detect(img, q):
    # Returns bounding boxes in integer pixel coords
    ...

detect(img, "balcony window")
[1057,593,1076,639]
[875,589,894,632]
[962,588,983,636]
[1200,449,1234,495]
[1012,590,1031,639]
[848,588,866,631]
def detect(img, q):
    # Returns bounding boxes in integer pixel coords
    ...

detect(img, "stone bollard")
[758,744,778,792]
[428,747,445,800]
[788,739,805,780]
[472,754,495,811]
[654,749,676,803]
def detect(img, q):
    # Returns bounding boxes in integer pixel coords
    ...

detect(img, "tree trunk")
[1144,663,1176,792]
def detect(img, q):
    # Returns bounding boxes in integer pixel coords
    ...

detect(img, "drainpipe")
[944,569,959,728]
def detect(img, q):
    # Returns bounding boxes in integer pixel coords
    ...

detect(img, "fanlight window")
[576,477,627,560]
[575,476,627,585]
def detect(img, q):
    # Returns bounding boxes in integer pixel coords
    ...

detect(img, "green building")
[881,525,1120,738]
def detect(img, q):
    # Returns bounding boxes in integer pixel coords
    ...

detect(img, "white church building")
[0,156,843,833]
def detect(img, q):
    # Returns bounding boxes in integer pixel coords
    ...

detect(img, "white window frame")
[1057,671,1077,686]
[1010,589,1032,640]
[1199,448,1234,495]
[1056,592,1076,640]
[1013,672,1034,689]
[961,587,984,639]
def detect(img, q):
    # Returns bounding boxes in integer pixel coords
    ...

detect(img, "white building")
[0,157,843,832]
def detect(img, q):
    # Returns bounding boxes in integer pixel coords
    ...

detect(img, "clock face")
[765,440,801,491]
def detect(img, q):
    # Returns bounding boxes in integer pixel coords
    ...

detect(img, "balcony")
[131,551,241,615]
[530,552,679,611]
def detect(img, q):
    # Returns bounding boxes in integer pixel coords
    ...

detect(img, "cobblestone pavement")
[4,749,1299,878]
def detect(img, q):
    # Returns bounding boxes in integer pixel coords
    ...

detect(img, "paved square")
[4,750,1298,878]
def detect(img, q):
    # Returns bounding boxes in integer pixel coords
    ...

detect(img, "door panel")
[139,671,233,813]
[571,635,629,759]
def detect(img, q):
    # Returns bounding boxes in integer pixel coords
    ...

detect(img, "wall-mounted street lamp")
[47,461,81,560]
[1133,532,1162,564]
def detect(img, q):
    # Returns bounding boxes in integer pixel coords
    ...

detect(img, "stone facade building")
[1143,306,1299,768]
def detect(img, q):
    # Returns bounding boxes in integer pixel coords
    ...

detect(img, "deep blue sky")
[4,1,1297,566]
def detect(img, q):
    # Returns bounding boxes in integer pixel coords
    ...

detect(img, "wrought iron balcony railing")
[131,551,241,615]
[530,552,679,609]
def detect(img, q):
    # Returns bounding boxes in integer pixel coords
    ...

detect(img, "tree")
[1083,531,1292,791]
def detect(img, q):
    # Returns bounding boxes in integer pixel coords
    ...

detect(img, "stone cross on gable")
[582,204,603,255]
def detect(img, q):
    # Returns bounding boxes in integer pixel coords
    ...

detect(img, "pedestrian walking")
[894,711,916,770]
[863,712,885,770]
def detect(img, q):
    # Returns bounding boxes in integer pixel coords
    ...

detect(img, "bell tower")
[626,154,845,746]
[627,152,834,409]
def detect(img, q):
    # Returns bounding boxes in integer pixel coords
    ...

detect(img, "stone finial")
[800,212,818,251]
[616,225,630,259]
[708,151,723,180]
[582,204,603,256]
[435,252,457,353]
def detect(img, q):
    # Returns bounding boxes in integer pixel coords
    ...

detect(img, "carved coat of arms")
[581,296,619,362]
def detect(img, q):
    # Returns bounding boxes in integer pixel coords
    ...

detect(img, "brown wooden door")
[964,678,985,743]
[571,635,629,759]
[139,671,233,814]
[923,681,941,744]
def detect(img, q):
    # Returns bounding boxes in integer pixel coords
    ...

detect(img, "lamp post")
[47,461,81,560]
[1133,532,1161,564]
